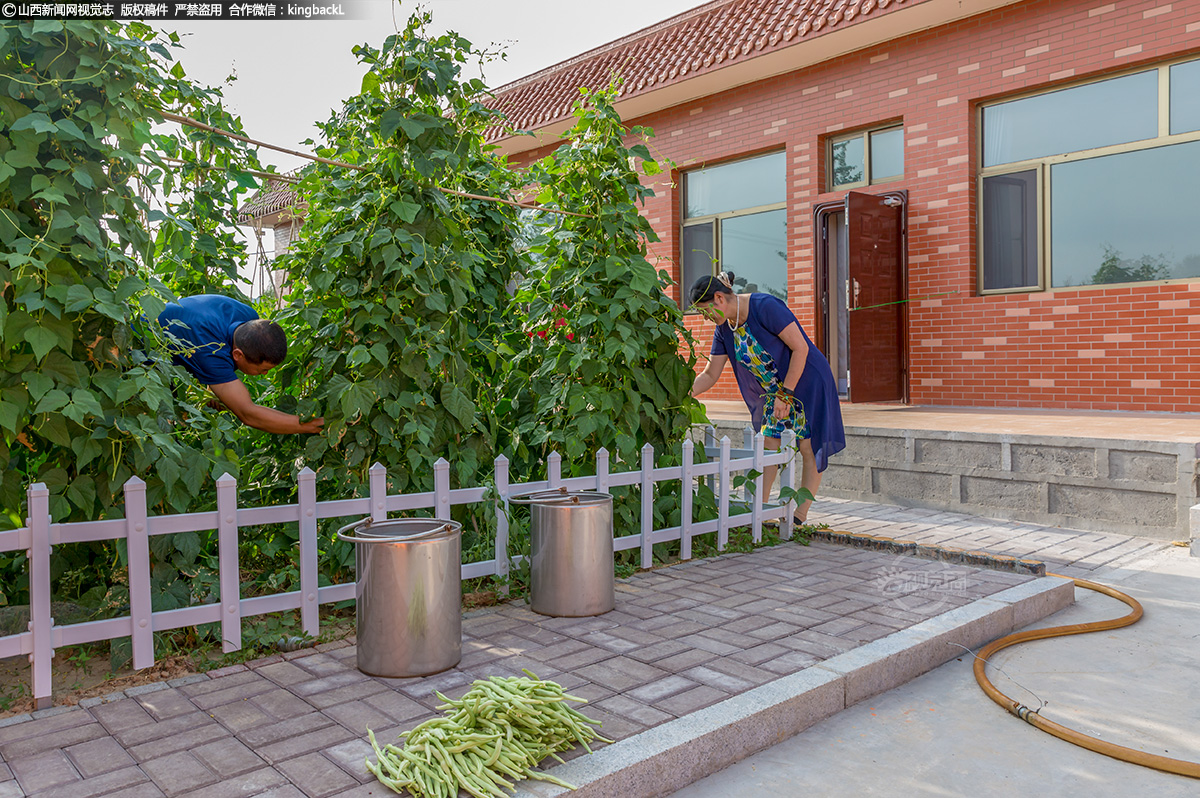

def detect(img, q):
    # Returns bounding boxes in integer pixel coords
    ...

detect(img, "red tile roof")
[237,172,302,224]
[486,0,924,141]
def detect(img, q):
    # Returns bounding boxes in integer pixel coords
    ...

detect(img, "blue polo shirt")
[158,295,257,386]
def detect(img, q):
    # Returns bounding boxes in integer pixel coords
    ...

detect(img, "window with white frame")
[979,58,1200,293]
[828,125,904,190]
[681,151,787,305]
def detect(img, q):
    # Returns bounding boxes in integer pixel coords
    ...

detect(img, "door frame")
[812,189,910,403]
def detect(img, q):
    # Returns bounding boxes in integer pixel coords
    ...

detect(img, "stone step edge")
[511,576,1074,798]
[809,528,1048,576]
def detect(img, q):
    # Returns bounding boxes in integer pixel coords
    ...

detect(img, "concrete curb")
[511,575,1074,798]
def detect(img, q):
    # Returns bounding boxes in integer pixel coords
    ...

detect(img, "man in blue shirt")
[158,295,324,434]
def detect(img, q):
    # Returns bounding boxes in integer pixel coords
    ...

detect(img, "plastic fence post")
[780,429,797,540]
[640,443,654,570]
[742,425,754,501]
[494,455,510,586]
[124,476,154,670]
[681,439,694,561]
[705,425,716,495]
[434,458,451,521]
[596,448,610,494]
[547,451,562,490]
[718,437,731,551]
[217,473,242,653]
[752,432,765,543]
[27,482,52,710]
[369,462,387,522]
[298,467,319,637]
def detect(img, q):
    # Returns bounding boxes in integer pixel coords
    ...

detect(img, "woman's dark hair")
[234,319,287,365]
[688,271,736,305]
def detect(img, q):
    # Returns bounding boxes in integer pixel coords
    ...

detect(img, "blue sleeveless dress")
[710,294,846,472]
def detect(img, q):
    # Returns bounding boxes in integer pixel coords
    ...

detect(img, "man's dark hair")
[234,319,287,365]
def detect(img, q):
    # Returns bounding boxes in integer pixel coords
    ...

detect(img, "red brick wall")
[506,0,1200,412]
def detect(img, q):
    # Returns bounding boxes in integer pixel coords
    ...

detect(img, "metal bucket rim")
[336,516,462,544]
[510,490,612,506]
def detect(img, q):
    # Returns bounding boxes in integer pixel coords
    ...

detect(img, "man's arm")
[209,379,324,434]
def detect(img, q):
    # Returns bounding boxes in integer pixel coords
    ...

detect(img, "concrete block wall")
[1192,503,1200,558]
[705,421,1199,541]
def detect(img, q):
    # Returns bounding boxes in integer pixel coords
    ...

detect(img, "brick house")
[486,0,1200,413]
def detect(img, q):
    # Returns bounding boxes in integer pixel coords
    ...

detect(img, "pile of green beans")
[366,670,613,797]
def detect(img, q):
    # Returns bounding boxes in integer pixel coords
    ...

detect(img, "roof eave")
[491,0,1025,158]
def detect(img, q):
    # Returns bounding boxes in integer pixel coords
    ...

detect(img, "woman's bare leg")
[795,438,822,523]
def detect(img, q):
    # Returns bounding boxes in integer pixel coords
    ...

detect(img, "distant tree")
[1090,244,1170,285]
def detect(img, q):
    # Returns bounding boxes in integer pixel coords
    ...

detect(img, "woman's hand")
[772,395,790,420]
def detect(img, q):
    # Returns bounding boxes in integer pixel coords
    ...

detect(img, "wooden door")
[845,191,906,403]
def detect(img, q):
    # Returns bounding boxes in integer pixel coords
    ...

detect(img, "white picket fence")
[0,428,798,709]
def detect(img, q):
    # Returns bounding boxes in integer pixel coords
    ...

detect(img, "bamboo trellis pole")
[161,111,595,219]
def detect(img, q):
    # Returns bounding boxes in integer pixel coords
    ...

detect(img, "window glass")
[983,71,1158,167]
[870,127,904,180]
[981,170,1039,291]
[720,209,787,301]
[685,152,785,218]
[1050,140,1200,287]
[1170,59,1200,135]
[830,136,864,187]
[681,222,715,304]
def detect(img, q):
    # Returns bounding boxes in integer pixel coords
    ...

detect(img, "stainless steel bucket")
[515,490,614,617]
[337,517,462,677]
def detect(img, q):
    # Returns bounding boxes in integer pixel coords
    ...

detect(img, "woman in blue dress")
[689,272,845,523]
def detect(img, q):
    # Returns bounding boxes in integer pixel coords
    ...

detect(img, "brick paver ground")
[0,506,1162,798]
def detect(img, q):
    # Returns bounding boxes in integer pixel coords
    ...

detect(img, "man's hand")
[299,416,325,434]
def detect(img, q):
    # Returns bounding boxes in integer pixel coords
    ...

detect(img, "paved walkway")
[671,543,1198,798]
[0,501,1171,798]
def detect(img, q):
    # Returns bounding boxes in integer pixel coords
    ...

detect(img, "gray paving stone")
[65,734,136,778]
[759,650,821,674]
[653,684,731,716]
[252,786,307,798]
[133,689,196,723]
[254,724,355,765]
[276,752,359,798]
[189,676,277,710]
[575,657,668,692]
[321,700,396,735]
[361,690,430,723]
[728,642,790,666]
[124,721,228,763]
[255,661,314,688]
[193,737,267,779]
[622,639,691,664]
[626,676,699,704]
[238,713,335,748]
[594,694,675,727]
[141,750,219,797]
[173,767,287,798]
[303,678,390,710]
[27,766,152,798]
[653,648,718,672]
[0,721,107,759]
[322,739,374,783]
[208,699,274,733]
[179,670,261,697]
[0,781,19,798]
[255,687,327,719]
[676,633,741,656]
[112,710,217,747]
[0,710,87,742]
[543,645,613,671]
[90,699,156,734]
[10,749,79,793]
[680,666,756,694]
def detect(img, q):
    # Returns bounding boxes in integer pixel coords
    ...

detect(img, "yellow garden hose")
[973,574,1200,779]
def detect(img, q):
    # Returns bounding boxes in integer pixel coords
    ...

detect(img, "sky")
[164,0,705,174]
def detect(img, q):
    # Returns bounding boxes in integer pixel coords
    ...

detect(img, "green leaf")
[35,389,70,414]
[0,402,18,433]
[440,383,475,429]
[11,113,56,134]
[24,326,61,361]
[389,198,420,224]
[380,110,404,140]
